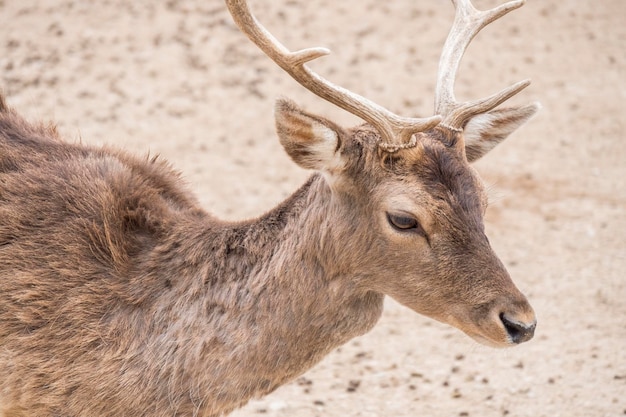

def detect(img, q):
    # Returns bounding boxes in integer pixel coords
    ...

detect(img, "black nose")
[500,313,536,344]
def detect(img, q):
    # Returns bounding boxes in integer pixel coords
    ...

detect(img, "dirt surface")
[1,0,624,416]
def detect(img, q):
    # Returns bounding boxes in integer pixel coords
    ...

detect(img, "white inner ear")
[310,121,344,172]
[464,113,496,146]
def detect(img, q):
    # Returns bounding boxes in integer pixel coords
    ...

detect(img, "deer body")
[0,108,385,416]
[1,0,540,415]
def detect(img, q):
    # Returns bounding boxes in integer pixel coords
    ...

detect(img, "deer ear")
[463,102,541,162]
[275,98,345,172]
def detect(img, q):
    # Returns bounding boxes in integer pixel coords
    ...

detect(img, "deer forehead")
[342,130,487,218]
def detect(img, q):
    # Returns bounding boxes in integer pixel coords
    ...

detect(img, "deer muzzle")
[471,294,537,347]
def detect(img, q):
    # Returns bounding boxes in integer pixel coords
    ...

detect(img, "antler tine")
[435,0,529,129]
[225,0,442,151]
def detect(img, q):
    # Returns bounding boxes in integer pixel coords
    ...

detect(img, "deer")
[0,0,539,416]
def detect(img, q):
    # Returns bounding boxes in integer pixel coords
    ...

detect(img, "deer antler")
[225,0,442,152]
[435,0,530,130]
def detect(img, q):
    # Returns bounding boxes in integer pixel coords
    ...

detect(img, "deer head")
[226,0,538,347]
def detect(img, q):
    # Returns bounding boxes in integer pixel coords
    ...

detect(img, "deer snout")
[494,293,537,345]
[457,292,537,347]
[499,312,536,344]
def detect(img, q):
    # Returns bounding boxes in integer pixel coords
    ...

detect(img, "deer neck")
[257,173,384,332]
[208,173,384,337]
[157,175,380,392]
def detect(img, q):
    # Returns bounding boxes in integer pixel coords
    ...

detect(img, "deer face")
[276,98,537,347]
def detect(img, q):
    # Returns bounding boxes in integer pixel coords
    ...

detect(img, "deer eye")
[386,213,420,232]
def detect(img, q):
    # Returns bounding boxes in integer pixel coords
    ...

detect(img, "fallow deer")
[0,0,539,416]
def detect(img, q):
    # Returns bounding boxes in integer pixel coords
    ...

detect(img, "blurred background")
[1,1,624,416]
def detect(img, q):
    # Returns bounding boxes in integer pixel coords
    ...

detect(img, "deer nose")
[499,312,536,344]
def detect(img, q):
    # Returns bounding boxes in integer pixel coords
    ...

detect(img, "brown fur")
[0,92,536,417]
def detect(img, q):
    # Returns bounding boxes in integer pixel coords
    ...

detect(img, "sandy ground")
[1,0,625,416]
